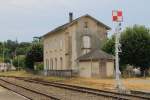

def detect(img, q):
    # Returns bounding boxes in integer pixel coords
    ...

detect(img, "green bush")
[35,62,44,71]
[13,55,25,68]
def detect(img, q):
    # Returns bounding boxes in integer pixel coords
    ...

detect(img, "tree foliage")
[0,39,43,70]
[102,36,115,55]
[102,25,150,75]
[25,51,34,69]
[16,42,31,55]
[0,40,31,63]
[120,25,150,73]
[13,55,26,68]
[25,43,43,69]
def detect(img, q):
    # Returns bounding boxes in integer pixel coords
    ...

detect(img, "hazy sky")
[0,0,149,42]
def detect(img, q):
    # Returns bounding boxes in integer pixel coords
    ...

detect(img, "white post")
[3,41,5,71]
[115,22,122,90]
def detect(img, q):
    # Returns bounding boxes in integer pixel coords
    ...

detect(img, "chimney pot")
[69,12,73,22]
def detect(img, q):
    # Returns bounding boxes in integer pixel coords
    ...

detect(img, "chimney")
[69,12,73,22]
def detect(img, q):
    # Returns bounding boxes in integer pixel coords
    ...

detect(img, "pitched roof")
[43,14,111,37]
[77,49,114,61]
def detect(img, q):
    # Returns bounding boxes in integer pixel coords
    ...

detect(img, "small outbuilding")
[77,49,115,78]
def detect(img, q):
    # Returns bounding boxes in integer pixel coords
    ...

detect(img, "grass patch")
[0,70,66,82]
[61,77,150,91]
[0,70,33,77]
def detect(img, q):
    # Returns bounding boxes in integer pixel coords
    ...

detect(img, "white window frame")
[83,35,91,49]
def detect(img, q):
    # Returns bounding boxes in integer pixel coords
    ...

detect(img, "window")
[84,22,89,33]
[49,58,51,70]
[83,36,91,48]
[82,35,91,54]
[60,40,63,50]
[55,58,57,70]
[46,59,49,70]
[54,39,58,51]
[60,57,63,70]
[50,59,53,70]
[48,59,49,70]
[84,22,88,28]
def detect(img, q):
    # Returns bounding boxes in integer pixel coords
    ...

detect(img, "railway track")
[130,90,150,99]
[26,79,150,100]
[0,76,150,100]
[7,76,150,100]
[0,78,60,100]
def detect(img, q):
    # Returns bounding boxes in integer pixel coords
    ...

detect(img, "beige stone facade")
[77,49,115,78]
[43,13,114,78]
[78,60,114,78]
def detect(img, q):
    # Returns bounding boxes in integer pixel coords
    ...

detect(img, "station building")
[43,13,114,78]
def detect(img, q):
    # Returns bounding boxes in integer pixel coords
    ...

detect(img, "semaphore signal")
[112,10,125,92]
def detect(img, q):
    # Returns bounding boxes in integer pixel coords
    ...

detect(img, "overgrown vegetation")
[0,38,43,70]
[0,40,31,68]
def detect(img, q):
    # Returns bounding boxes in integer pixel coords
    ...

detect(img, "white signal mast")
[112,10,125,91]
[115,22,123,90]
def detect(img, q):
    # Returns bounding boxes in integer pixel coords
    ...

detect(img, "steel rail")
[15,77,149,100]
[2,76,150,100]
[0,78,60,100]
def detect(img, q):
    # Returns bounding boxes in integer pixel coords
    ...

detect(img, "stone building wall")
[43,16,109,73]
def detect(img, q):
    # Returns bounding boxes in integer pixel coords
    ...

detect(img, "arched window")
[60,57,63,70]
[50,59,53,70]
[82,35,91,54]
[47,59,49,70]
[49,58,51,70]
[46,59,49,70]
[83,36,91,48]
[55,58,57,70]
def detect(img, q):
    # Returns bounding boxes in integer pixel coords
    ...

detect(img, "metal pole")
[3,41,5,71]
[115,22,122,90]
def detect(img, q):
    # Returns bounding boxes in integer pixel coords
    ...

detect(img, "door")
[79,62,91,78]
[99,61,106,78]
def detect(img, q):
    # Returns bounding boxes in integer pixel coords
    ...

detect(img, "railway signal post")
[112,10,125,92]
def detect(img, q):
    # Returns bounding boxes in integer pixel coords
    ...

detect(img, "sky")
[0,0,149,42]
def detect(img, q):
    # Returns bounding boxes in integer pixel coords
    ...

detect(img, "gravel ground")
[0,86,28,100]
[0,77,115,100]
[0,79,56,100]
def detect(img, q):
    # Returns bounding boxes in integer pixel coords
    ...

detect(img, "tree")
[31,44,43,62]
[13,55,25,69]
[0,40,31,59]
[16,42,31,55]
[102,35,115,55]
[25,51,34,69]
[25,43,43,70]
[120,25,150,76]
[5,40,18,58]
[102,25,150,76]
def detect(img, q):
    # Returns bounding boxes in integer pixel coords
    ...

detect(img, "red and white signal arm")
[112,10,123,22]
